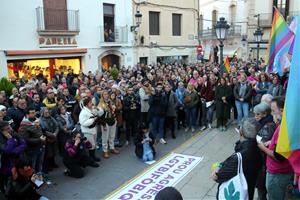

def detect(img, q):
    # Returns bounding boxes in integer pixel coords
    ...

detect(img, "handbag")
[218,152,248,200]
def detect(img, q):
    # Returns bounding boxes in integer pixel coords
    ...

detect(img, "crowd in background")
[0,59,298,200]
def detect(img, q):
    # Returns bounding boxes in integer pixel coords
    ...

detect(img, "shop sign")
[39,36,77,48]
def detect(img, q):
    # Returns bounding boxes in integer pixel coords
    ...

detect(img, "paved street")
[39,124,240,200]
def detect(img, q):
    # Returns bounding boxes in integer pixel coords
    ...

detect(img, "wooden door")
[44,0,68,30]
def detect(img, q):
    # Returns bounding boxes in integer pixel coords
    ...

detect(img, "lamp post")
[253,27,263,68]
[215,17,230,76]
[131,10,142,32]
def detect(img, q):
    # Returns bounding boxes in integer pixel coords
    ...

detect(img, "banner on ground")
[106,153,203,200]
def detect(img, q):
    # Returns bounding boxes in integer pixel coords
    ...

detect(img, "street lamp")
[131,10,142,32]
[253,27,263,68]
[215,17,230,76]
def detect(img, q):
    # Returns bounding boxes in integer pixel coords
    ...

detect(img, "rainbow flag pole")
[276,11,300,184]
[265,7,294,74]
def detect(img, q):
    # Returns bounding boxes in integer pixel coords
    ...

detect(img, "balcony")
[100,26,128,46]
[258,13,273,28]
[36,7,80,36]
[199,25,242,40]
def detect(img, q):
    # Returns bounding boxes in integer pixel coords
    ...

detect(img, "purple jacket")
[0,134,26,175]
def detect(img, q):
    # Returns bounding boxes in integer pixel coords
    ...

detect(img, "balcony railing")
[100,26,128,45]
[199,25,242,39]
[36,7,79,35]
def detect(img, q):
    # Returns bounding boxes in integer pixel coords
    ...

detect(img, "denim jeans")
[200,102,214,126]
[266,172,293,200]
[28,147,45,173]
[142,142,154,162]
[235,100,249,124]
[151,117,165,139]
[185,107,197,128]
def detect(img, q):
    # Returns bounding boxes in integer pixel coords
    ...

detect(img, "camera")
[80,136,87,142]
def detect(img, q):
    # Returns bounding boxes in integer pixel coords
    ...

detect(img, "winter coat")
[175,88,186,107]
[200,81,215,102]
[139,87,150,113]
[267,84,283,97]
[19,118,43,152]
[7,107,26,131]
[123,94,140,120]
[165,91,178,117]
[148,92,168,119]
[233,82,252,102]
[6,175,41,200]
[0,133,26,176]
[79,107,100,149]
[134,132,156,159]
[216,139,263,200]
[56,114,74,155]
[256,81,271,94]
[183,90,199,108]
[215,85,232,120]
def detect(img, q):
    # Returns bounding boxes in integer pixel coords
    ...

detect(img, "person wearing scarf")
[79,97,102,162]
[98,90,120,159]
[39,107,59,172]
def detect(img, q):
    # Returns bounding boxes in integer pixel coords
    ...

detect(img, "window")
[199,14,203,31]
[172,14,182,36]
[103,4,115,42]
[273,0,289,18]
[149,11,160,35]
[229,4,236,25]
[212,10,217,28]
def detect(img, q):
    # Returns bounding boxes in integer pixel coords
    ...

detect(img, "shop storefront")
[4,49,87,80]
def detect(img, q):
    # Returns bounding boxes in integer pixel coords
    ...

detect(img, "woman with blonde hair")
[98,90,120,158]
[183,83,199,132]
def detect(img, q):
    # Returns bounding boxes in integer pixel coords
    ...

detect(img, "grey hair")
[254,102,271,114]
[240,118,259,139]
[261,94,273,106]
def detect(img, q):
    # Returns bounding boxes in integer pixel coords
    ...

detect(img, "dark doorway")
[101,55,120,70]
[43,0,68,30]
[103,4,115,42]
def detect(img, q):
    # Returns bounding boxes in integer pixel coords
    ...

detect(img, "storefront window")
[7,57,81,80]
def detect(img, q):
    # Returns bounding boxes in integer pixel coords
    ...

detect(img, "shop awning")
[5,49,87,56]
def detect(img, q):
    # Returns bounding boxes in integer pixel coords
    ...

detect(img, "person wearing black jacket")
[123,86,140,145]
[134,123,156,161]
[212,118,263,200]
[148,83,168,144]
[5,156,48,200]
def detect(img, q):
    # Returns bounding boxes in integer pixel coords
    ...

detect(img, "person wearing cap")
[212,118,263,200]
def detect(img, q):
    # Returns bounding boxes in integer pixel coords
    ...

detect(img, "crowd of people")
[0,59,298,199]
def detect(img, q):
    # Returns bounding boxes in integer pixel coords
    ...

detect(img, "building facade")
[0,0,135,79]
[199,0,248,62]
[132,0,199,65]
[247,0,300,61]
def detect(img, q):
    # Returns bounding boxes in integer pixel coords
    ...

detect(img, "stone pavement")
[174,126,239,200]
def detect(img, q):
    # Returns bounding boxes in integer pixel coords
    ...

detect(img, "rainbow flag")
[265,7,294,73]
[277,12,300,178]
[224,56,230,73]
